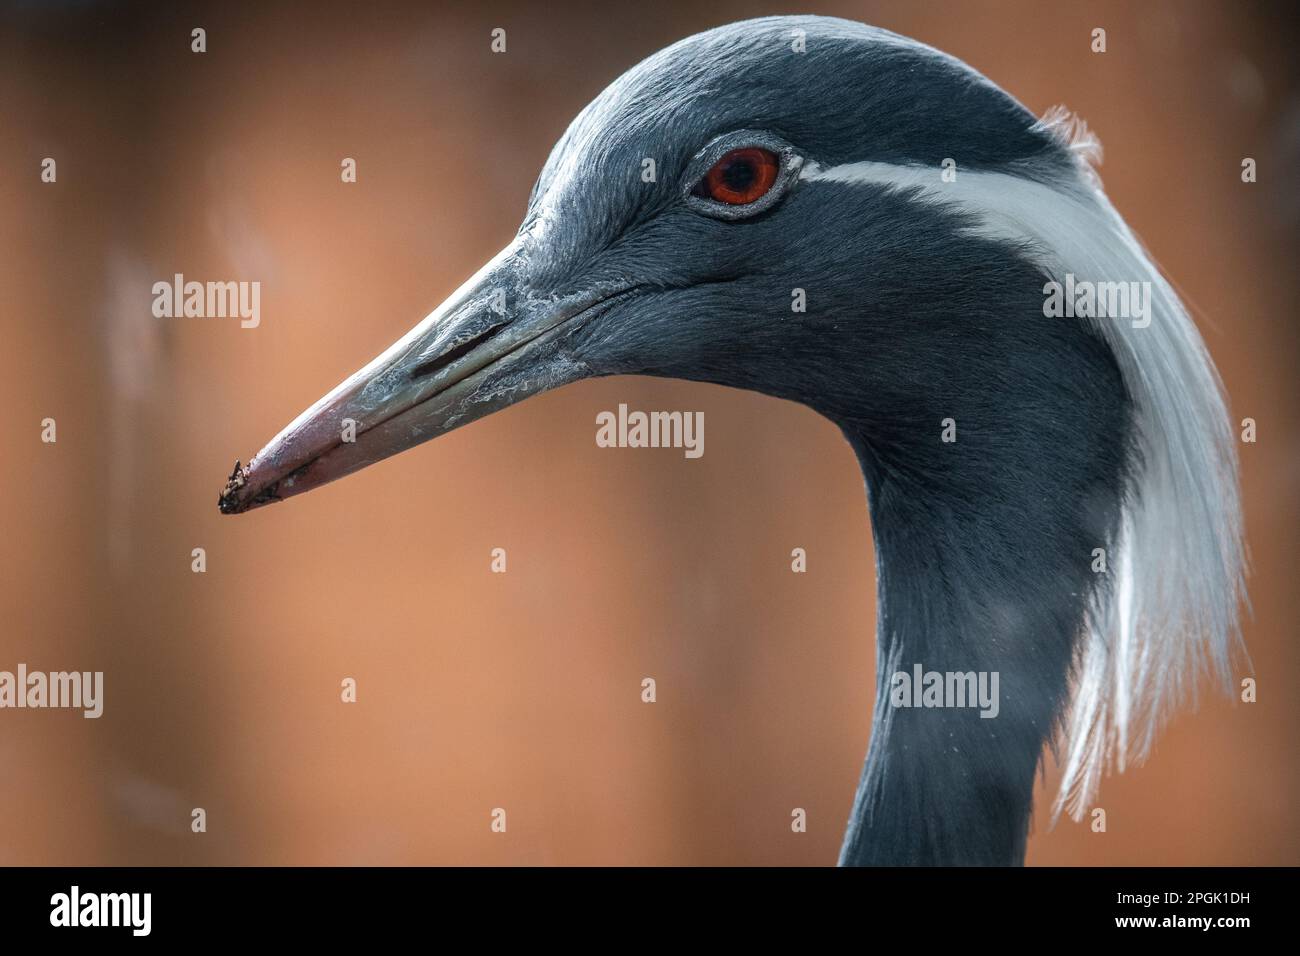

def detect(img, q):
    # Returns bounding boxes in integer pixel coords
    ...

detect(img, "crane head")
[217,15,1069,514]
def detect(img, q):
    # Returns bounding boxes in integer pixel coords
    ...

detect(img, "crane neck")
[833,371,1131,864]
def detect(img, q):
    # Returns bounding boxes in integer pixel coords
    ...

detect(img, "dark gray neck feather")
[833,287,1133,866]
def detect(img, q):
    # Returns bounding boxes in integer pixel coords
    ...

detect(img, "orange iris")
[704,147,779,205]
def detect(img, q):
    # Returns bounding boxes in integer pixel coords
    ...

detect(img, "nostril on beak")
[409,318,510,380]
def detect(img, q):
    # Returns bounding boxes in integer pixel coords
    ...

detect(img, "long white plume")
[803,109,1247,818]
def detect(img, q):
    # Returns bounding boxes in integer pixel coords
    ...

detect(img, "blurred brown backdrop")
[0,0,1296,865]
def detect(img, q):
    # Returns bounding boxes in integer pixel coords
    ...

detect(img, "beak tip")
[217,459,248,514]
[217,458,280,515]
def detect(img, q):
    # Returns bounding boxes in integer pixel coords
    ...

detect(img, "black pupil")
[721,158,756,191]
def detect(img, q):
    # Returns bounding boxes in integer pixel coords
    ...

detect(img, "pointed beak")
[218,236,630,515]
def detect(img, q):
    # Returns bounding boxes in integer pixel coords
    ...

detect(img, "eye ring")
[683,131,802,221]
[695,147,780,205]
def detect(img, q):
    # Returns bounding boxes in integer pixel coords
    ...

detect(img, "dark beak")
[218,236,627,514]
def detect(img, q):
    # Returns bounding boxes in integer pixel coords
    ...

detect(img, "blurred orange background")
[0,0,1295,865]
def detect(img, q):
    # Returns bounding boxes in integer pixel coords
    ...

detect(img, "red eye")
[698,147,780,205]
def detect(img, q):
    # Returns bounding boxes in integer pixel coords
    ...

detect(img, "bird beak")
[218,235,626,514]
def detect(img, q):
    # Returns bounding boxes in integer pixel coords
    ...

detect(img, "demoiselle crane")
[218,16,1246,865]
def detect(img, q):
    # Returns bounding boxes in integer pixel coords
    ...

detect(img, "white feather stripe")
[802,116,1247,820]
